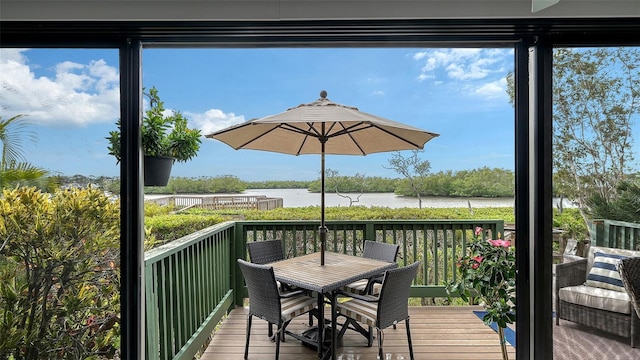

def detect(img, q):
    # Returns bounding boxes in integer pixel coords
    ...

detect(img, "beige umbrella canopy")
[207,90,439,265]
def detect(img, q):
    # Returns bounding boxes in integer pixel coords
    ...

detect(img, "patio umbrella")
[206,90,439,265]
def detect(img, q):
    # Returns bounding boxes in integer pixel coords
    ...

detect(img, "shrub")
[144,214,226,246]
[0,187,120,359]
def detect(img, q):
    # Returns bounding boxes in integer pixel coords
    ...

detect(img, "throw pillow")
[585,251,627,292]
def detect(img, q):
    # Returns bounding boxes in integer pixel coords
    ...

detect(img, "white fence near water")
[146,195,283,210]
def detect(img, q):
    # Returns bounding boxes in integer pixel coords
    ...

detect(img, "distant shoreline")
[145,189,576,209]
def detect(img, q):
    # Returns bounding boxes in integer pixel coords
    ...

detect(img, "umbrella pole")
[320,134,327,266]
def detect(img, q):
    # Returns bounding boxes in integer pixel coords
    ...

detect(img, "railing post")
[233,222,246,306]
[144,264,159,359]
[365,222,375,242]
[591,219,605,247]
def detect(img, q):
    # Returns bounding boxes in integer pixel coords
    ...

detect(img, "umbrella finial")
[320,90,328,99]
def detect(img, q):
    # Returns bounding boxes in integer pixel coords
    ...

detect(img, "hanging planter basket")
[144,155,174,186]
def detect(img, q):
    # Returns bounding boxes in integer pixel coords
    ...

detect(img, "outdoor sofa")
[556,245,640,347]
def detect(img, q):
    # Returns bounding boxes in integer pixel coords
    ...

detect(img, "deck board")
[201,306,516,360]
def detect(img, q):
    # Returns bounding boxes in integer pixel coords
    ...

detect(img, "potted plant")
[446,227,516,360]
[107,86,202,186]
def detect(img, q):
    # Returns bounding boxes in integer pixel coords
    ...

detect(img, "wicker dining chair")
[246,240,292,336]
[237,259,317,360]
[246,239,319,330]
[618,256,640,347]
[341,240,400,296]
[336,261,420,360]
[246,239,285,265]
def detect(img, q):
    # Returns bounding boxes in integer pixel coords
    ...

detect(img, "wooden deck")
[201,306,516,360]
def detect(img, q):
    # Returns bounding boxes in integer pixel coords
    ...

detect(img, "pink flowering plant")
[446,226,516,360]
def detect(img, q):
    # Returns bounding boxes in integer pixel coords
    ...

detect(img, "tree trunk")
[498,326,509,360]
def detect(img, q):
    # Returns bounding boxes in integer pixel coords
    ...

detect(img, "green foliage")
[394,167,514,198]
[553,208,589,240]
[385,150,431,207]
[0,187,120,359]
[206,205,516,223]
[450,167,514,197]
[308,173,398,193]
[184,204,585,248]
[420,170,455,196]
[144,175,246,194]
[50,175,120,196]
[588,177,640,223]
[307,167,514,197]
[446,227,515,357]
[144,200,175,217]
[87,168,516,198]
[0,115,50,189]
[107,86,202,163]
[508,47,640,233]
[245,180,311,189]
[553,48,639,204]
[144,212,226,246]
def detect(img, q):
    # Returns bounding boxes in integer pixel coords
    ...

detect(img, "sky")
[0,47,517,181]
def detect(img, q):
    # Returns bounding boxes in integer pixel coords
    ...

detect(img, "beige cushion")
[559,285,631,314]
[337,298,378,327]
[280,295,316,321]
[342,279,382,295]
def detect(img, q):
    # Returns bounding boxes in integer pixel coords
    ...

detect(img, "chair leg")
[377,328,384,360]
[406,318,414,360]
[337,317,350,343]
[245,315,253,359]
[631,311,640,348]
[282,320,292,342]
[275,323,281,360]
[367,325,374,347]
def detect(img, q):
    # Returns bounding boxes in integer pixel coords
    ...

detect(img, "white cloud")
[473,77,508,99]
[372,90,385,96]
[420,57,439,72]
[413,51,428,61]
[0,49,120,127]
[186,109,245,135]
[416,73,433,82]
[0,49,245,134]
[413,48,512,98]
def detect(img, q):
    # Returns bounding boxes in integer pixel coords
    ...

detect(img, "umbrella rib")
[325,122,367,138]
[279,123,320,138]
[332,122,371,155]
[367,123,427,148]
[324,122,338,137]
[277,122,320,155]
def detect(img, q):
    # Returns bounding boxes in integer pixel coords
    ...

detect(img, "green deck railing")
[144,219,504,360]
[144,222,236,360]
[591,219,640,250]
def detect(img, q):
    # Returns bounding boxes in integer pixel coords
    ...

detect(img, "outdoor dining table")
[270,251,398,360]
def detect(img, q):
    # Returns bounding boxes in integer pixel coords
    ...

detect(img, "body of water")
[147,188,575,209]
